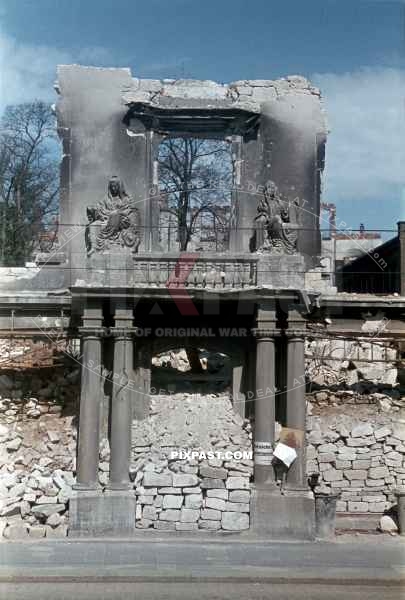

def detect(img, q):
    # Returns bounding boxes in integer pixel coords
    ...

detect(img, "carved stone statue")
[85,176,140,256]
[253,181,299,254]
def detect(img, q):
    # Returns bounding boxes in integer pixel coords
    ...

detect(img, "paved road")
[0,536,403,599]
[0,581,402,600]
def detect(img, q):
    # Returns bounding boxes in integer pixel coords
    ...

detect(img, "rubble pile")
[307,390,405,513]
[0,369,79,539]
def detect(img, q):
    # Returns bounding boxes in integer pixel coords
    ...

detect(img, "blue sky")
[0,0,404,238]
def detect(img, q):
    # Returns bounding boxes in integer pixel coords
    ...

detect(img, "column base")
[105,482,132,491]
[250,485,315,540]
[68,489,136,537]
[73,482,102,492]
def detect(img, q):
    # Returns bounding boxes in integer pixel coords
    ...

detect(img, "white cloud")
[0,33,121,114]
[313,67,405,205]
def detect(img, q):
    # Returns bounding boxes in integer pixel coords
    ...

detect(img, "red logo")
[165,253,199,316]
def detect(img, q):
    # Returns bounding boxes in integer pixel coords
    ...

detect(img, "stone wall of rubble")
[1,358,405,539]
[130,394,252,532]
[306,390,405,513]
[0,368,80,539]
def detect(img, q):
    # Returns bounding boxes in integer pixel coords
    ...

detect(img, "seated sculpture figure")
[85,176,140,256]
[253,181,299,254]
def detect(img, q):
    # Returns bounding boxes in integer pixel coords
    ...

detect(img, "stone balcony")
[131,253,259,289]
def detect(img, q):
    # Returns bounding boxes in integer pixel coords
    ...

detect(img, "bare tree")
[158,137,233,251]
[0,101,59,266]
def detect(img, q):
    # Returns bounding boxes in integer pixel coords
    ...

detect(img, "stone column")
[254,331,277,485]
[232,363,245,419]
[75,306,104,490]
[107,306,135,489]
[285,311,307,489]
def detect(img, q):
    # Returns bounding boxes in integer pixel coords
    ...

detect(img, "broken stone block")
[337,448,357,461]
[185,494,202,509]
[6,438,22,452]
[368,502,386,513]
[154,520,175,531]
[0,503,20,517]
[346,437,375,447]
[336,501,347,512]
[176,522,198,531]
[180,508,199,523]
[344,470,367,481]
[351,423,373,438]
[200,508,221,520]
[47,513,63,528]
[335,460,351,470]
[143,472,172,487]
[45,525,68,538]
[158,487,182,495]
[318,443,337,453]
[31,504,65,519]
[36,495,58,504]
[28,526,46,538]
[47,431,60,443]
[365,479,385,487]
[199,466,227,479]
[318,453,336,463]
[348,501,368,512]
[172,474,199,487]
[138,495,154,505]
[374,426,391,440]
[205,497,226,511]
[352,460,371,470]
[142,505,157,521]
[4,523,29,539]
[224,502,249,513]
[200,479,225,489]
[159,509,180,521]
[228,490,249,503]
[8,482,26,497]
[182,487,201,494]
[222,511,249,531]
[162,495,183,509]
[198,519,221,530]
[369,466,390,479]
[225,477,249,490]
[322,469,343,482]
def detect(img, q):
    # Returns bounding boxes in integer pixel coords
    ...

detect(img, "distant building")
[338,222,403,294]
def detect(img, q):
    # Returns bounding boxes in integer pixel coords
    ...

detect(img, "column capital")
[78,326,106,338]
[252,327,280,339]
[108,327,138,339]
[285,329,306,340]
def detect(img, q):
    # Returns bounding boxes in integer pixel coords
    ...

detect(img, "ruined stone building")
[1,66,405,540]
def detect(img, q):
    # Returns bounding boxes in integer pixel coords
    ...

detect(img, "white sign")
[254,441,273,465]
[273,442,297,468]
